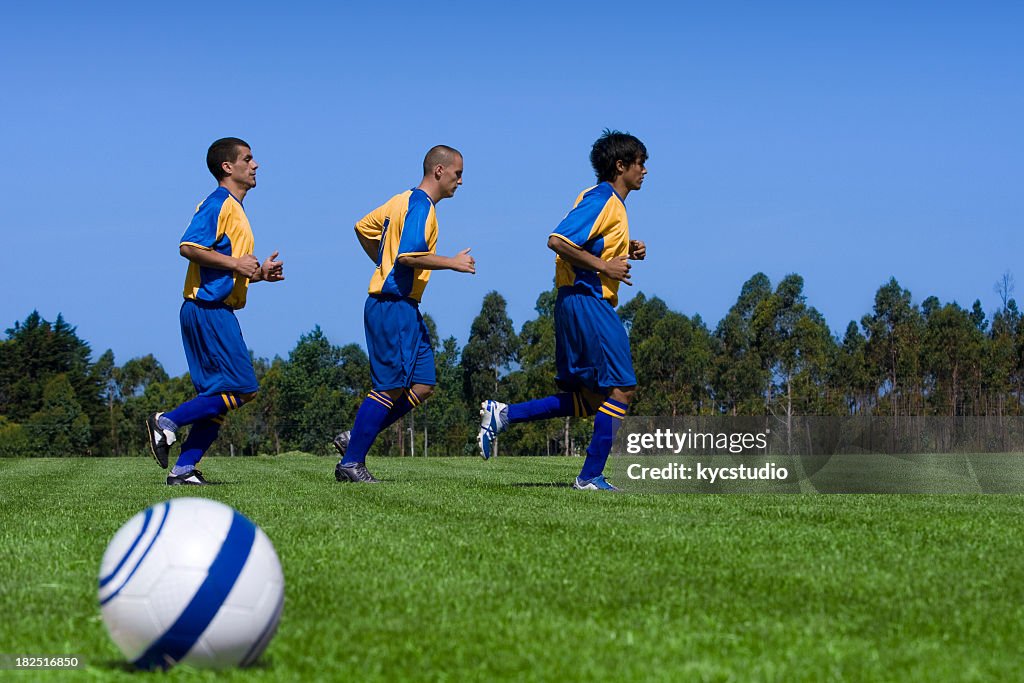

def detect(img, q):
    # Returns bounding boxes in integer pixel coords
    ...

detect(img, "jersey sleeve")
[549,189,609,249]
[395,193,433,258]
[355,204,387,240]
[180,199,224,250]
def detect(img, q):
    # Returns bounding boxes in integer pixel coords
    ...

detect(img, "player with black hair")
[146,138,284,485]
[478,130,648,491]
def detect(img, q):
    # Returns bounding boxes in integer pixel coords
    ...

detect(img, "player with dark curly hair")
[478,130,648,491]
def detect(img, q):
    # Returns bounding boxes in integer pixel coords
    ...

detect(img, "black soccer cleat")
[146,412,176,469]
[166,468,209,486]
[332,430,351,458]
[335,461,379,484]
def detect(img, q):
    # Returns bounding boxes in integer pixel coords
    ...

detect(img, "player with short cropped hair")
[478,129,648,491]
[332,145,475,483]
[146,137,284,485]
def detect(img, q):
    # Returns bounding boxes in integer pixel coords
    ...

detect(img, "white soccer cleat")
[573,474,621,492]
[477,400,508,460]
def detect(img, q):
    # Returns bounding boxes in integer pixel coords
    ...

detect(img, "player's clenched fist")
[452,247,475,274]
[628,239,646,261]
[601,255,632,286]
[234,254,261,279]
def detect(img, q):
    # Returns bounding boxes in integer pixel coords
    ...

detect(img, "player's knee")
[411,385,434,402]
[235,391,258,406]
[381,388,406,403]
[610,386,636,405]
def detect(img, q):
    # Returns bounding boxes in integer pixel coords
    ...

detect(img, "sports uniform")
[355,188,439,390]
[178,186,260,396]
[479,181,640,490]
[549,181,637,392]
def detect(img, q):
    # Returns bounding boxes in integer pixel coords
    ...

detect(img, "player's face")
[438,154,464,198]
[620,157,647,192]
[223,147,258,189]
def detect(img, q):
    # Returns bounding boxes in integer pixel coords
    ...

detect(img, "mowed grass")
[2,455,1024,682]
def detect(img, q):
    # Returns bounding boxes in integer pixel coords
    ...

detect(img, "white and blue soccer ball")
[98,498,284,670]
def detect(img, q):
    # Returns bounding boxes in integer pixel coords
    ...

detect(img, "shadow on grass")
[511,482,573,488]
[95,656,275,672]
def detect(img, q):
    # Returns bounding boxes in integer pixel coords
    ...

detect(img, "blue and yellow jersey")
[356,188,438,302]
[549,182,630,307]
[179,187,255,310]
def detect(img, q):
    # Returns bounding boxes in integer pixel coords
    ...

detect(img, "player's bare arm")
[397,248,475,274]
[629,239,646,261]
[547,236,632,286]
[356,232,381,263]
[180,244,260,280]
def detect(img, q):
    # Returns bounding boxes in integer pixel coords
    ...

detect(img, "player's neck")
[416,180,442,205]
[220,179,250,203]
[609,178,630,201]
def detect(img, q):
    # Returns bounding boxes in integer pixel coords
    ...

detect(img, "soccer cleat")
[335,461,380,484]
[166,468,209,486]
[332,430,351,458]
[146,412,177,469]
[572,474,621,492]
[477,399,509,460]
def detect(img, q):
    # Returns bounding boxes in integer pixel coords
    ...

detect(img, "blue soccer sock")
[578,399,628,481]
[344,391,397,465]
[171,418,221,474]
[508,392,591,423]
[163,393,235,430]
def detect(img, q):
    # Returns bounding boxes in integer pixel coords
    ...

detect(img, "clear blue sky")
[2,1,1021,375]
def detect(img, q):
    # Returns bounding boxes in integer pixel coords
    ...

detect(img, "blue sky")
[2,1,1021,375]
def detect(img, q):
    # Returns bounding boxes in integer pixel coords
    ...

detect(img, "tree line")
[2,271,1023,458]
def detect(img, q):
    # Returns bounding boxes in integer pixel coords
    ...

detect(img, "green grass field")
[2,455,1024,682]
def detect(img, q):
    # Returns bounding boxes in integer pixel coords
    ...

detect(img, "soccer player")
[146,138,284,485]
[333,145,475,483]
[477,130,648,491]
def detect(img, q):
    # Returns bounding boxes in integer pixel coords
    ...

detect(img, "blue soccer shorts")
[179,299,259,396]
[554,287,637,393]
[364,295,436,391]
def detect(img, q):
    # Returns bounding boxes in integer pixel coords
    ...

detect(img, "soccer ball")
[98,497,284,670]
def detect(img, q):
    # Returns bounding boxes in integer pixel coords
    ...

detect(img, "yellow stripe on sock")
[598,406,625,420]
[371,391,394,407]
[221,393,233,410]
[211,416,226,425]
[601,402,627,416]
[406,389,421,406]
[369,393,393,409]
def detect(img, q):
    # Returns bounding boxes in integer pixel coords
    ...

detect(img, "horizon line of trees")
[3,271,1024,458]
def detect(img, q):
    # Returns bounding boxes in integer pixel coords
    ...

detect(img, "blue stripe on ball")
[99,506,153,588]
[100,502,170,606]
